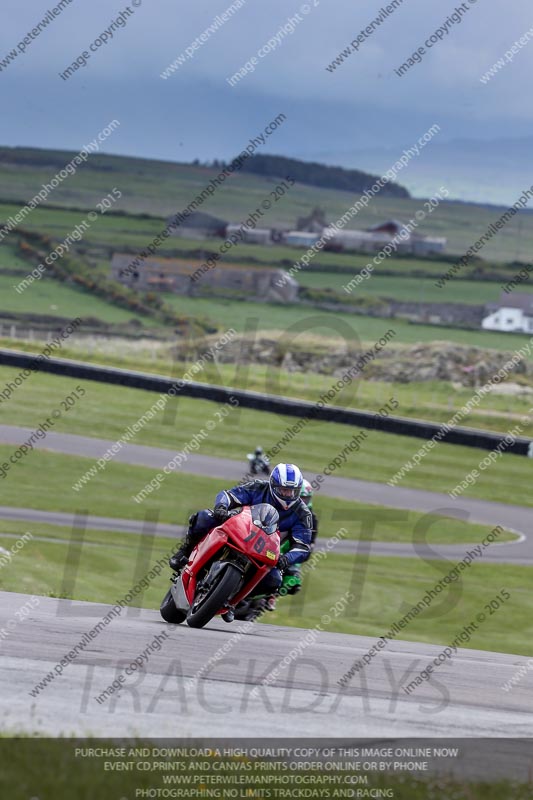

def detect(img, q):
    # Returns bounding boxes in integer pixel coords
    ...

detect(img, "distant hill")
[0,145,532,262]
[323,136,533,207]
[233,153,410,198]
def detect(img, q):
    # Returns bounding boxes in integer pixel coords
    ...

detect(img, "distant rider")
[248,446,270,475]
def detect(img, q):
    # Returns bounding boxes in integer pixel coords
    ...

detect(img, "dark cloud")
[1,0,531,193]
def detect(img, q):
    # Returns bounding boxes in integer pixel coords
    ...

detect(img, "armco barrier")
[0,348,530,455]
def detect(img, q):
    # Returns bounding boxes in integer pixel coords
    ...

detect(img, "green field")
[2,241,531,346]
[1,148,532,352]
[0,363,527,661]
[0,476,513,546]
[299,270,532,305]
[1,192,531,340]
[0,202,162,250]
[0,518,528,656]
[272,552,533,657]
[274,552,530,653]
[0,368,530,506]
[1,205,470,285]
[0,242,34,273]
[0,200,466,265]
[0,200,527,285]
[2,341,532,438]
[1,148,532,261]
[160,292,533,352]
[0,273,156,325]
[0,521,176,605]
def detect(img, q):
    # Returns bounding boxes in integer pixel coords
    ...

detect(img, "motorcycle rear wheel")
[186,563,242,628]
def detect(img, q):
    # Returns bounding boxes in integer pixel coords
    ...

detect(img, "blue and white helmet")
[269,463,303,509]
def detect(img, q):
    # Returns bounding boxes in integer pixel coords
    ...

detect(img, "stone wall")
[173,334,533,385]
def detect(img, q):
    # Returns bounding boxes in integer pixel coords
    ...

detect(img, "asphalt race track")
[0,424,531,564]
[1,591,532,738]
[0,424,532,737]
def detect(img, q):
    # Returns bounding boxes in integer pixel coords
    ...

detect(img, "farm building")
[164,208,446,256]
[285,231,322,248]
[482,292,533,333]
[321,227,412,254]
[283,218,446,254]
[225,224,273,245]
[411,236,447,256]
[368,220,446,254]
[367,219,406,236]
[167,211,228,240]
[318,219,446,255]
[111,254,299,302]
[296,207,328,233]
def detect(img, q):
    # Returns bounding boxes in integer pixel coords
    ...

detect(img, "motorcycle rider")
[248,446,269,475]
[280,478,319,595]
[300,479,318,549]
[169,463,313,612]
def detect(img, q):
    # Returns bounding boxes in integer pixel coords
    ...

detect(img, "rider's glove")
[277,554,290,571]
[213,504,230,523]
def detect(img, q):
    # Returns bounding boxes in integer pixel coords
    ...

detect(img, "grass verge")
[2,341,532,437]
[268,552,533,657]
[0,368,530,506]
[0,521,528,656]
[0,456,512,545]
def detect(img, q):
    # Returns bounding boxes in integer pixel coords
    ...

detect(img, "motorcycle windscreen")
[249,503,279,535]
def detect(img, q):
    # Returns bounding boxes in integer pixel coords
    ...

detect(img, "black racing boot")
[169,531,194,572]
[221,607,235,623]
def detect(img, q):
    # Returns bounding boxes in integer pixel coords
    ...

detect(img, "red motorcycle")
[160,503,280,628]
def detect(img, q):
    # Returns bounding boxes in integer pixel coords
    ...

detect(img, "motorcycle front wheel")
[186,563,242,629]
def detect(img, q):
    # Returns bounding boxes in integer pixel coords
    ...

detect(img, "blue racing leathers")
[215,479,312,567]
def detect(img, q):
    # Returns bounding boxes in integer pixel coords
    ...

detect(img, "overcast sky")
[1,0,531,172]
